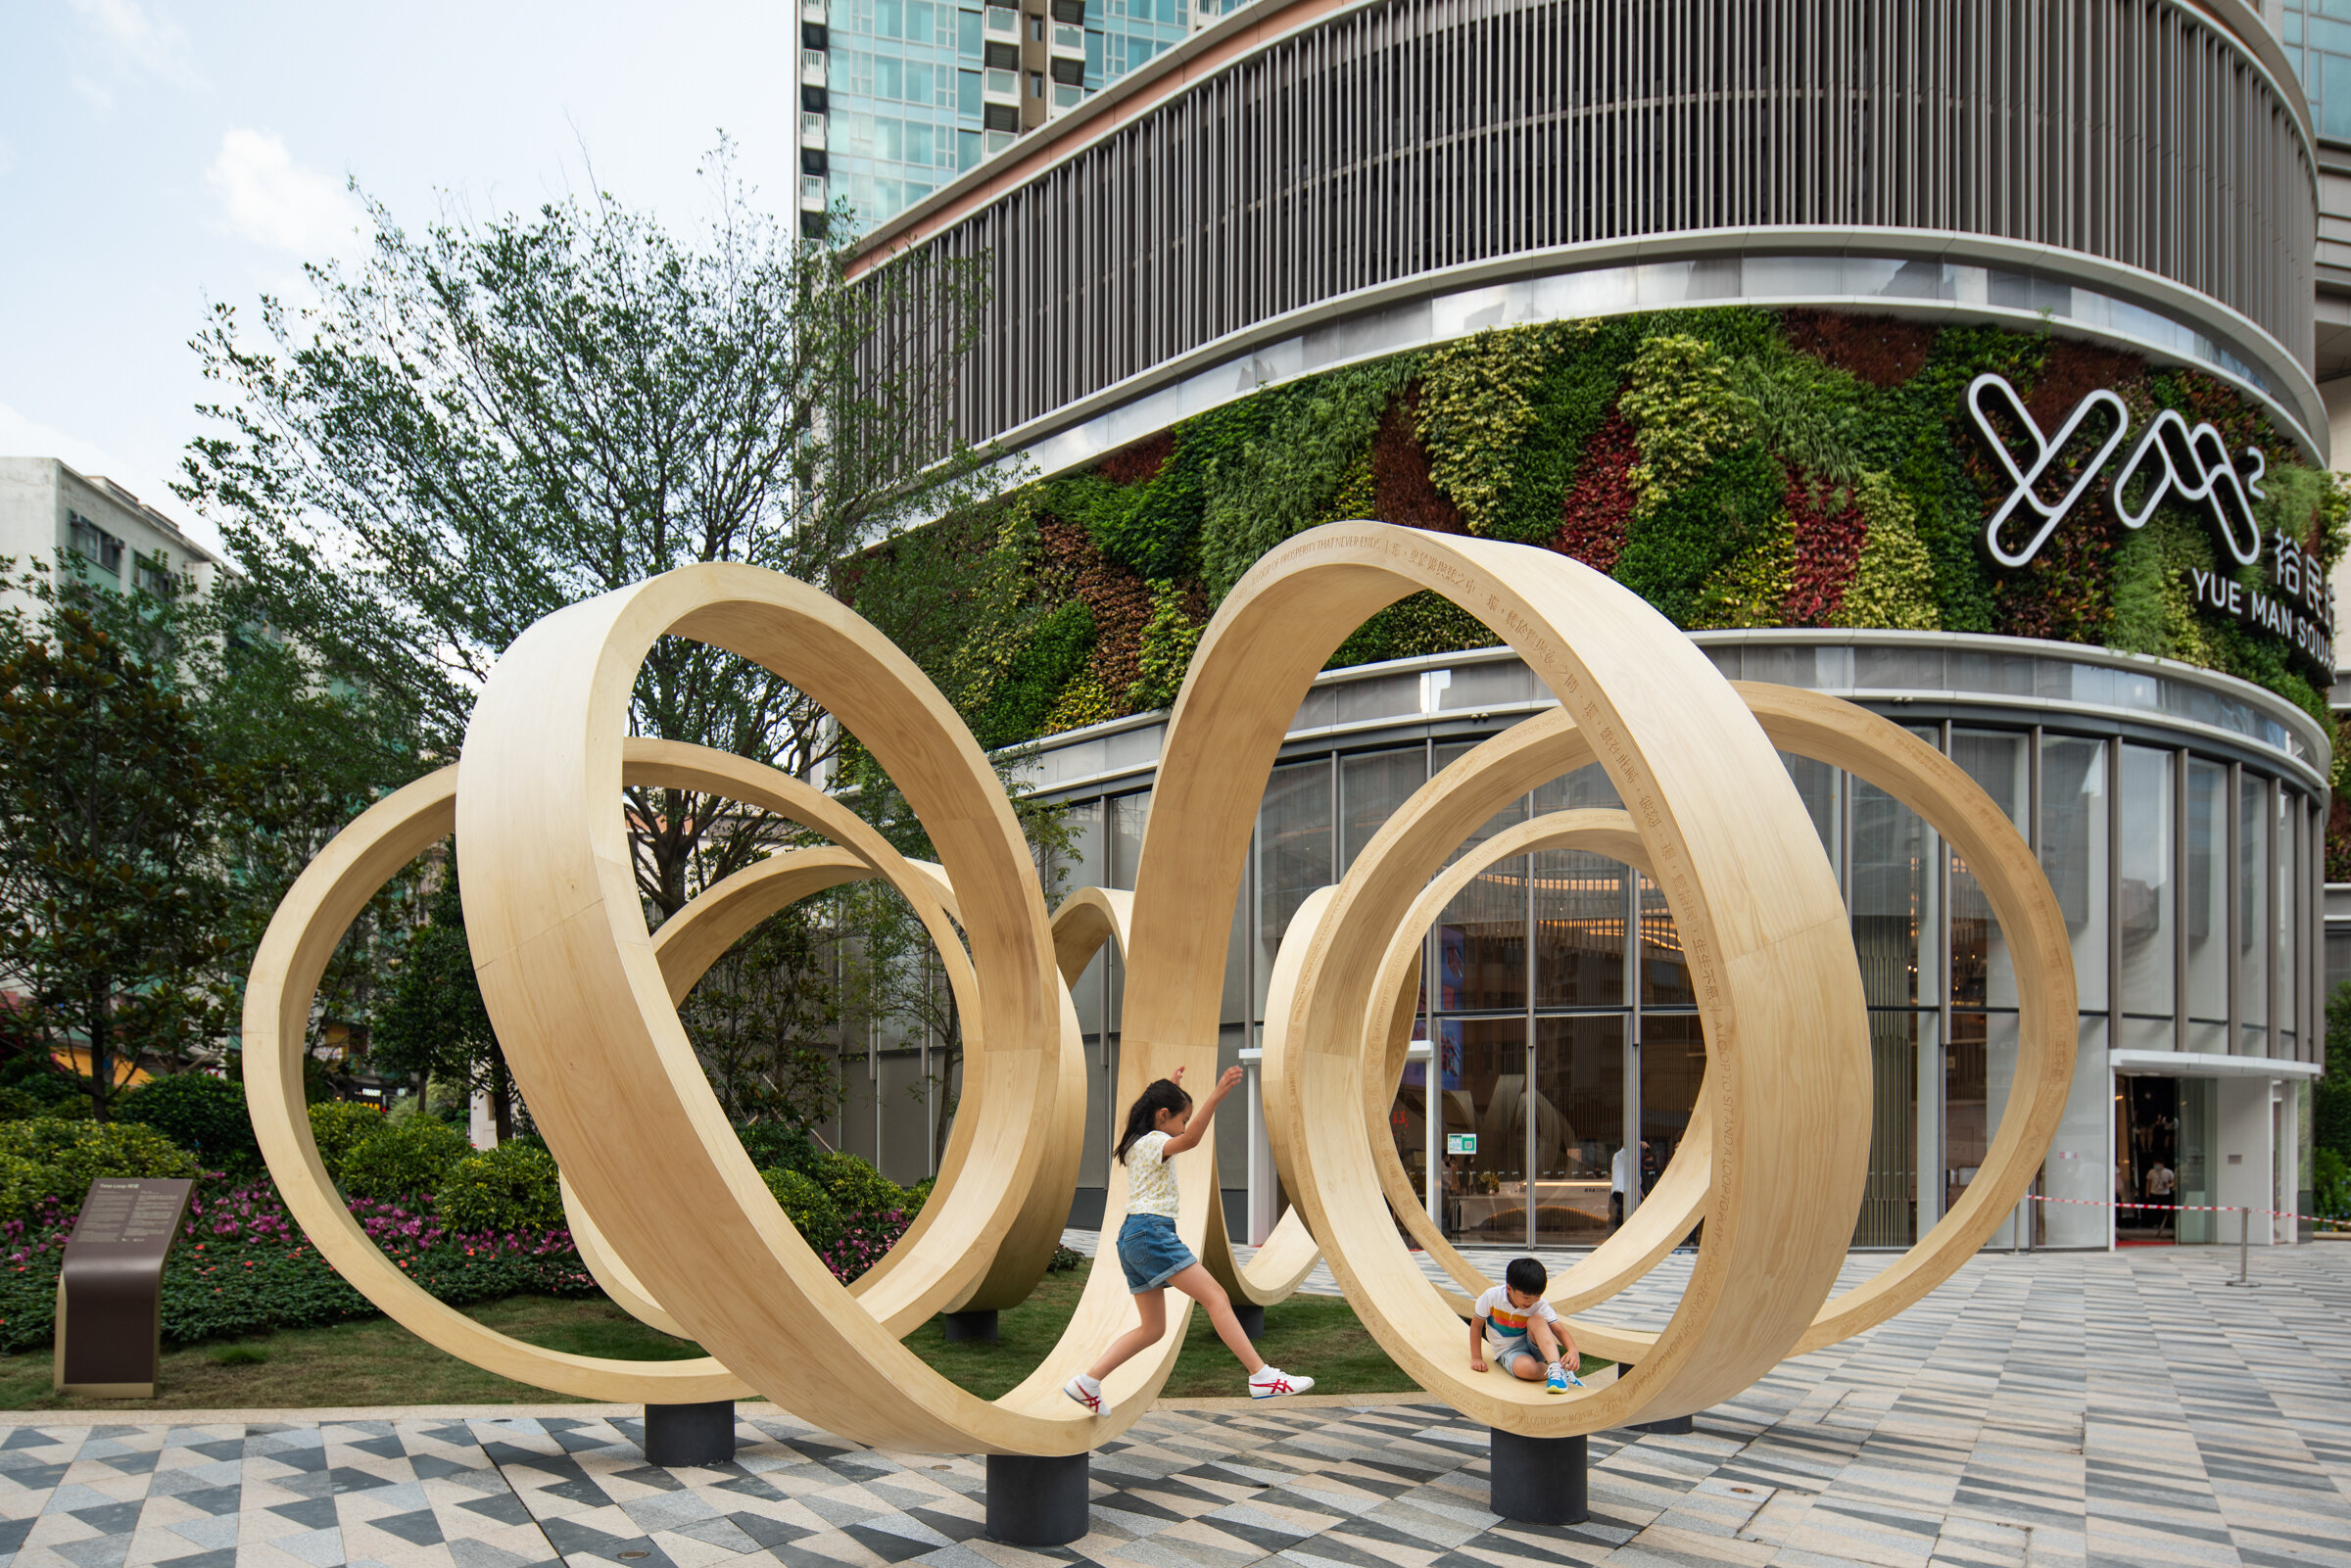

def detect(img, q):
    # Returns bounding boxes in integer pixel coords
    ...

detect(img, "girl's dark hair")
[1115,1078,1193,1164]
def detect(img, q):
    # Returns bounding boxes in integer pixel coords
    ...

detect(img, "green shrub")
[337,1117,471,1201]
[119,1072,259,1172]
[736,1121,819,1176]
[762,1166,842,1253]
[905,1175,936,1218]
[810,1150,909,1220]
[435,1141,563,1232]
[0,1118,202,1218]
[309,1101,388,1183]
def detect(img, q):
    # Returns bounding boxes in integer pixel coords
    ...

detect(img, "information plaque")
[54,1177,194,1398]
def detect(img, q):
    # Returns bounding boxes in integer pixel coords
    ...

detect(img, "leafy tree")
[181,149,1002,926]
[2319,981,2351,1160]
[678,906,841,1127]
[0,567,238,1118]
[832,749,1074,1169]
[371,854,512,1139]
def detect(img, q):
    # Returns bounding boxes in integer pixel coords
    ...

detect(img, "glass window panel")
[2117,744,2175,1048]
[1779,752,1841,869]
[2184,759,2228,1051]
[1533,851,1624,1007]
[1533,1015,1622,1246]
[1638,873,1692,1007]
[2239,774,2268,1046]
[1256,760,1330,1017]
[2177,1076,2217,1244]
[1108,790,1150,889]
[1340,747,1426,874]
[1638,1012,1704,1207]
[1223,878,1250,1029]
[2038,1016,2109,1247]
[1438,1019,1526,1245]
[1944,1010,2020,1234]
[2039,736,2109,1012]
[2279,788,2299,1059]
[1856,1010,1924,1247]
[1439,859,1527,1014]
[1953,731,2029,1011]
[1851,777,1934,1008]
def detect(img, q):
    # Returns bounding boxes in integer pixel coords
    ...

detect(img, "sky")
[0,0,802,561]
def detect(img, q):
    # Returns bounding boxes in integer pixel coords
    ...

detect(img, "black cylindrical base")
[643,1402,736,1466]
[1488,1429,1588,1525]
[1232,1304,1265,1340]
[985,1452,1090,1545]
[1629,1414,1695,1436]
[942,1309,1000,1343]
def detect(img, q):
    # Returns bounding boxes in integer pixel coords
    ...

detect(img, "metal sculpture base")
[644,1402,736,1466]
[942,1309,1000,1343]
[1233,1304,1265,1340]
[1628,1414,1694,1436]
[1488,1430,1588,1525]
[985,1452,1089,1545]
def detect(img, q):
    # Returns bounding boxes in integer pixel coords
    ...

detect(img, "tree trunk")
[87,977,112,1124]
[490,1057,513,1144]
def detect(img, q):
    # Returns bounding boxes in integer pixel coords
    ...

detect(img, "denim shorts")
[1488,1333,1545,1373]
[1116,1213,1197,1293]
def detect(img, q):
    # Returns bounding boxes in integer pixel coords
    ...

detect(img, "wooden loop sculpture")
[246,524,2073,1453]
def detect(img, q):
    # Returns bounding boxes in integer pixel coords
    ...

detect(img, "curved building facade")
[826,0,2336,1251]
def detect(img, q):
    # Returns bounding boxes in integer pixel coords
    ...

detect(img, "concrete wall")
[0,456,216,623]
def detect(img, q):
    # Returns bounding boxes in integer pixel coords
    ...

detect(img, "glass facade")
[1022,647,2324,1250]
[815,0,1198,229]
[2279,2,2351,143]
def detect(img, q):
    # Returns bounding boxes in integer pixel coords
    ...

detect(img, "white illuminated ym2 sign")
[1965,372,2266,568]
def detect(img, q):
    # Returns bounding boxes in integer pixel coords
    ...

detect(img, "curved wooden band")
[1309,684,2074,1366]
[1150,524,1872,1436]
[1051,888,1320,1307]
[454,564,1172,1452]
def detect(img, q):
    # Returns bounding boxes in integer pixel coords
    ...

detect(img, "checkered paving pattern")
[0,1243,2343,1568]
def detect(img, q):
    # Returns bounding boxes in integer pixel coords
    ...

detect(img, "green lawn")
[0,1261,1603,1411]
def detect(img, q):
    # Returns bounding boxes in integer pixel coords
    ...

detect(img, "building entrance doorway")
[2118,1076,2180,1243]
[2117,1075,2218,1244]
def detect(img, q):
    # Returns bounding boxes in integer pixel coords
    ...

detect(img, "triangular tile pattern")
[0,1247,2343,1565]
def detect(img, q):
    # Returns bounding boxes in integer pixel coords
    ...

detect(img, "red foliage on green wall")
[2027,339,2142,432]
[1780,310,1935,389]
[1991,505,2116,642]
[2328,796,2351,883]
[1554,408,1637,573]
[1370,393,1468,534]
[1038,517,1154,693]
[1784,472,1865,626]
[1097,432,1174,486]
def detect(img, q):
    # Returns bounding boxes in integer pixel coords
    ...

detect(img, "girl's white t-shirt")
[1126,1130,1181,1217]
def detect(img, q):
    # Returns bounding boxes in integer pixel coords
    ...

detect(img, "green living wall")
[850,309,2349,852]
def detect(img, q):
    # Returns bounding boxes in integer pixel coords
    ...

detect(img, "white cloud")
[70,0,203,89]
[206,128,360,255]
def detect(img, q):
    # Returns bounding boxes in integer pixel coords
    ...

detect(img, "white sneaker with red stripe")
[1063,1373,1109,1417]
[1248,1366,1313,1400]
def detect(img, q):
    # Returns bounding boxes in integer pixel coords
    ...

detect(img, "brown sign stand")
[53,1178,194,1399]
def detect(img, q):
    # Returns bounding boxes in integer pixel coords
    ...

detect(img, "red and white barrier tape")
[2023,1193,2343,1227]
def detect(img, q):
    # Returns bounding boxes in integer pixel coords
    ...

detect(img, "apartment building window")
[134,551,173,596]
[67,512,122,575]
[1030,69,1043,95]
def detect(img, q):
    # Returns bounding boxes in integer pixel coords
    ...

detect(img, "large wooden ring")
[451,564,1183,1451]
[1146,523,1875,1434]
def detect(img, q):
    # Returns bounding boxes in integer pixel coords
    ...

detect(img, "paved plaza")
[0,1244,2343,1568]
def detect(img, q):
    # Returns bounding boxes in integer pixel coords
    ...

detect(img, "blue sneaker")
[1545,1363,1568,1395]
